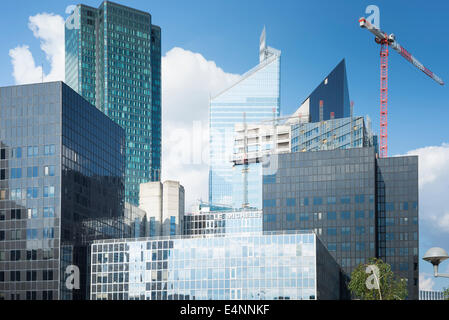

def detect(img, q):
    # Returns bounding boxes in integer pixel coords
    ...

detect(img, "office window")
[356,242,365,251]
[27,166,38,178]
[355,195,365,203]
[286,198,296,207]
[0,149,5,160]
[0,272,4,282]
[44,145,56,156]
[340,211,351,220]
[43,207,55,218]
[399,248,409,256]
[170,216,176,236]
[10,271,20,282]
[355,211,365,219]
[26,229,38,240]
[43,249,54,260]
[341,243,351,251]
[43,270,54,281]
[327,197,336,204]
[26,250,37,261]
[0,169,5,180]
[0,231,4,241]
[264,214,276,223]
[43,228,54,239]
[299,213,309,221]
[44,165,55,177]
[10,168,22,179]
[28,208,38,219]
[11,230,21,240]
[26,271,37,281]
[341,227,351,235]
[11,209,21,220]
[13,147,22,159]
[263,175,276,184]
[27,187,38,199]
[43,186,55,198]
[10,250,21,261]
[386,202,395,211]
[327,228,337,236]
[386,233,395,241]
[340,196,351,204]
[27,146,38,157]
[356,226,365,235]
[263,199,276,208]
[327,212,336,220]
[313,197,323,205]
[286,213,296,222]
[328,243,337,252]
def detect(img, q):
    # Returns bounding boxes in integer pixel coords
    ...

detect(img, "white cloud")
[419,273,435,291]
[404,143,449,232]
[161,47,240,209]
[9,13,65,85]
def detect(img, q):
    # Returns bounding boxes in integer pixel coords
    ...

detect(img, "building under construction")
[231,59,377,209]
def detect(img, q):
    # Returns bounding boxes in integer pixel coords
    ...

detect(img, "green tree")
[348,258,407,300]
[442,287,449,300]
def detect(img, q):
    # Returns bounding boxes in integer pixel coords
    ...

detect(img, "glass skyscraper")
[209,28,281,207]
[0,82,126,300]
[262,147,419,299]
[65,1,161,205]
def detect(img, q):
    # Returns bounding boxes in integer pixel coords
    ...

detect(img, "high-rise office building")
[209,28,281,207]
[139,181,185,237]
[90,230,342,300]
[296,59,351,123]
[0,82,126,300]
[65,1,161,206]
[262,147,419,299]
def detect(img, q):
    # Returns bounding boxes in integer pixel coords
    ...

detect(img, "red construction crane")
[359,17,444,158]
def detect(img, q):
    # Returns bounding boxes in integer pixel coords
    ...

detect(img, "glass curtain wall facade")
[65,1,161,206]
[376,156,419,299]
[209,30,281,207]
[301,59,351,123]
[90,231,341,300]
[291,116,375,153]
[0,82,125,300]
[262,147,419,299]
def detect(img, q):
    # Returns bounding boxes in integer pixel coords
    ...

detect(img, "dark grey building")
[299,59,351,123]
[0,82,126,300]
[262,147,418,299]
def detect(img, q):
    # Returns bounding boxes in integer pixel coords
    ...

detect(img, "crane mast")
[359,17,444,158]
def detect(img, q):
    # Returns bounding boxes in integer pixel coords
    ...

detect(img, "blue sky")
[1,0,449,291]
[1,0,448,152]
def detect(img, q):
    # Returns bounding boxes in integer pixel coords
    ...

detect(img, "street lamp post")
[423,247,449,278]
